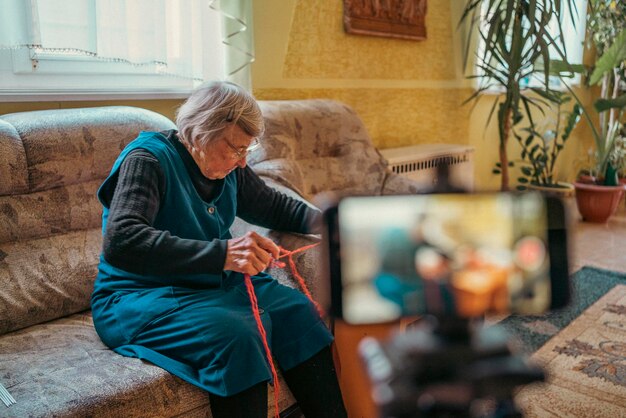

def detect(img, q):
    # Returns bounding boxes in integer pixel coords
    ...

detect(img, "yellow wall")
[0,1,593,191]
[253,0,472,149]
[252,0,592,191]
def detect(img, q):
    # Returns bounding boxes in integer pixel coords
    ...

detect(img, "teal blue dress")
[91,132,333,396]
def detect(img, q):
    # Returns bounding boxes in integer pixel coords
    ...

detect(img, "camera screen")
[337,193,552,323]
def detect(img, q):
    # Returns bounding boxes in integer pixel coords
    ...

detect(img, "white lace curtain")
[0,0,254,89]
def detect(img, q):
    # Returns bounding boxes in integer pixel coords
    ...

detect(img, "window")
[475,0,587,92]
[0,0,254,100]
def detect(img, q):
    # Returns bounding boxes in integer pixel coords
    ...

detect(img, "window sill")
[0,89,192,102]
[474,82,582,95]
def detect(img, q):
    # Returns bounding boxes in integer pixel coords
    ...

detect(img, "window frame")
[474,1,587,94]
[0,0,225,102]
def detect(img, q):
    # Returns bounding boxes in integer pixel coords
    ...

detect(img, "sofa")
[0,99,419,417]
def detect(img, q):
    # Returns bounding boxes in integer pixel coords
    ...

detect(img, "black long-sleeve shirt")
[101,130,320,276]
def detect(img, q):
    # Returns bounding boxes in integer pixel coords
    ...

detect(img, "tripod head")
[359,316,545,418]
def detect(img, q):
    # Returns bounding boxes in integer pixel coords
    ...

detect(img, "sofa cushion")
[0,181,102,244]
[0,313,294,418]
[298,150,386,198]
[252,99,391,200]
[0,107,175,195]
[381,170,423,195]
[248,158,306,197]
[0,229,101,336]
[0,120,28,196]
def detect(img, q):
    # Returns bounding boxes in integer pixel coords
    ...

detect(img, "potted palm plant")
[560,0,626,222]
[460,0,579,191]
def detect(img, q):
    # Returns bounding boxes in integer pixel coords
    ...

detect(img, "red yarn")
[244,242,322,418]
[244,273,280,418]
[278,244,325,317]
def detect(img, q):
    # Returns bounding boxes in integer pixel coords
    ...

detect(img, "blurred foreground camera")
[319,187,570,417]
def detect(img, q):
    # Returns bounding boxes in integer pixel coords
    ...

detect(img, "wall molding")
[254,78,474,90]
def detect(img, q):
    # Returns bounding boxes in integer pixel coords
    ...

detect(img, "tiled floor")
[566,197,626,274]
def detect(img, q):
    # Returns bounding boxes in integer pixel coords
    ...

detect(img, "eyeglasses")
[223,136,261,160]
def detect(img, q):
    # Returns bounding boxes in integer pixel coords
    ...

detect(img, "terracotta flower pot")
[574,181,625,223]
[577,175,597,185]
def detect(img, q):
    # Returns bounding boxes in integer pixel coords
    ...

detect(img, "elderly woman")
[91,81,346,418]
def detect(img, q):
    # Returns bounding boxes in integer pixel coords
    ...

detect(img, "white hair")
[175,81,264,148]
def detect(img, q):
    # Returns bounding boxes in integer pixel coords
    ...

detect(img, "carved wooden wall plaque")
[343,0,427,41]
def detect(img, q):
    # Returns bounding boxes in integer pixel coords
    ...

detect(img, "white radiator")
[380,144,475,191]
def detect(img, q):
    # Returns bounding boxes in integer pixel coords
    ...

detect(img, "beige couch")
[0,99,419,417]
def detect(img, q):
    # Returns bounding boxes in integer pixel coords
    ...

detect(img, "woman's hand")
[225,231,280,275]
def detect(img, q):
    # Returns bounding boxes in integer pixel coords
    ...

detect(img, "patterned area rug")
[499,267,626,417]
[500,266,626,354]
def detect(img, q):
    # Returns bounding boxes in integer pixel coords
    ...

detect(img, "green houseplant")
[558,0,626,222]
[515,91,582,193]
[460,0,579,191]
[578,0,626,185]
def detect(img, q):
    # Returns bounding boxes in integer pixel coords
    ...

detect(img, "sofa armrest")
[230,176,326,302]
[381,171,431,195]
[231,217,322,290]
